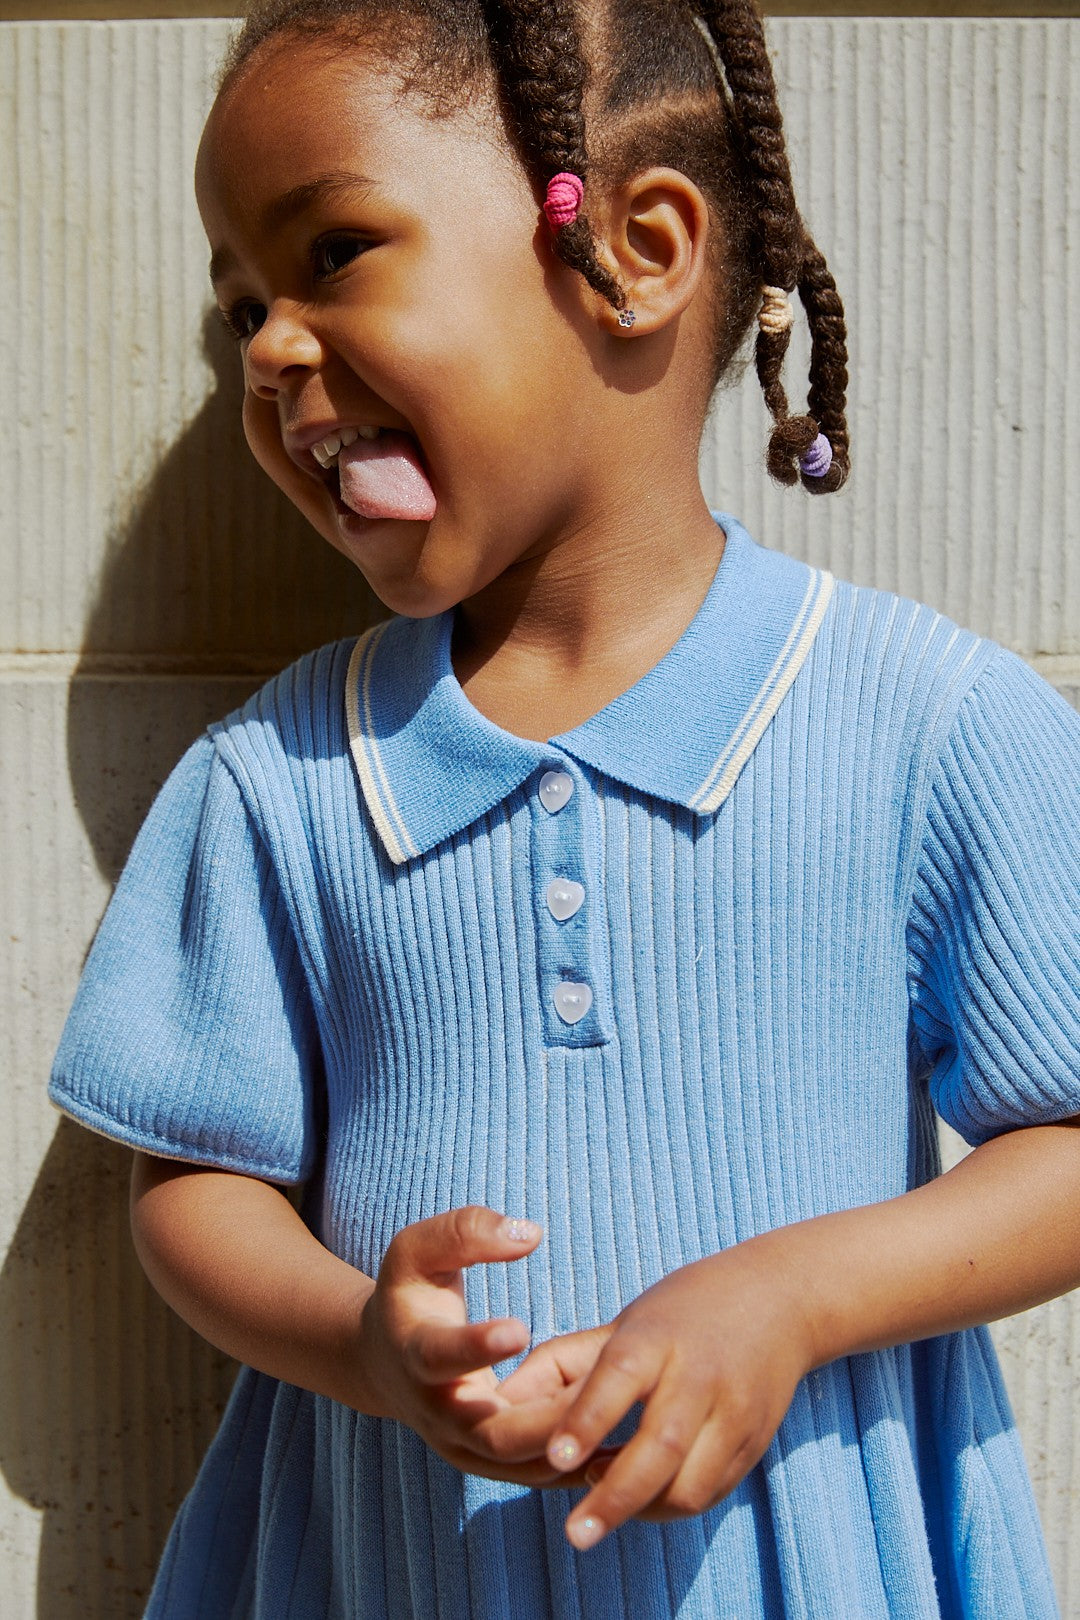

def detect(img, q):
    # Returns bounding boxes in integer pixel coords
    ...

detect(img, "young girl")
[49,1,1080,1615]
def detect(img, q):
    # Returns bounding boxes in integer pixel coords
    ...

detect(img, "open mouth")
[311,424,379,470]
[310,425,437,523]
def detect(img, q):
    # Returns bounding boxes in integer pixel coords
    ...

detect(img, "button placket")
[531,758,609,1047]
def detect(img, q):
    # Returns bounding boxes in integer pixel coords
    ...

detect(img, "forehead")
[200,39,373,172]
[195,34,518,237]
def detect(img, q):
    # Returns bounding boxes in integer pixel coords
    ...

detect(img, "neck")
[447,471,728,745]
[451,470,726,684]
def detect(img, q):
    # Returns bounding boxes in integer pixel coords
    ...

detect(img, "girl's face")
[196,34,626,619]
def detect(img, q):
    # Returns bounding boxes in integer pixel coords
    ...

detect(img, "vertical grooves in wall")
[2,19,374,663]
[2,16,1078,1617]
[704,20,1077,659]
[8,20,1076,658]
[993,1300,1080,1602]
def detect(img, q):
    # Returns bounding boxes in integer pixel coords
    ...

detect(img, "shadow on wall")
[69,306,380,883]
[0,1123,237,1620]
[2,310,382,1619]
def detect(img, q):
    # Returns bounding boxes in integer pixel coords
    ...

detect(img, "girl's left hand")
[485,1239,816,1547]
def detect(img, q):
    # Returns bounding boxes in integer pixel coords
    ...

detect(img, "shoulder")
[822,571,993,685]
[204,628,397,800]
[137,632,379,862]
[210,634,366,748]
[815,571,1009,749]
[796,570,1076,833]
[814,573,1079,862]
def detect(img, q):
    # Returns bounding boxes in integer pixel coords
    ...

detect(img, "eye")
[312,233,368,279]
[219,301,266,342]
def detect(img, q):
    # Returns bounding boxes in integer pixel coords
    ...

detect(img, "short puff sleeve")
[907,647,1080,1146]
[49,733,322,1183]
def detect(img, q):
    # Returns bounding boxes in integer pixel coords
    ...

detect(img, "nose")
[244,301,323,398]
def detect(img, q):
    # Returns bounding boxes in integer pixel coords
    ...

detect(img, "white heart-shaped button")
[553,980,593,1025]
[546,879,585,921]
[538,770,574,813]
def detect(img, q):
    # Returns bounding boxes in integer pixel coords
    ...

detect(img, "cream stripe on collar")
[346,626,420,865]
[689,568,835,815]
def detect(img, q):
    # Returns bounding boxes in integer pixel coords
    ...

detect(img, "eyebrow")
[208,170,378,287]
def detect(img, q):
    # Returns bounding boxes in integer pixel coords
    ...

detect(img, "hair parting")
[481,0,628,309]
[221,0,850,492]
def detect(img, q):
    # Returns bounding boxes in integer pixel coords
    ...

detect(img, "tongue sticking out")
[337,430,437,522]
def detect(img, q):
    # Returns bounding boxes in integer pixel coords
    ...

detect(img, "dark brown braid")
[220,0,850,493]
[798,244,850,492]
[481,0,626,309]
[697,0,849,491]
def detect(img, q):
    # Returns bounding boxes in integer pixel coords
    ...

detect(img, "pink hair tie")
[543,172,584,230]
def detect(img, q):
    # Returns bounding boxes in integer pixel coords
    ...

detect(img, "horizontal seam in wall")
[1,651,1078,682]
[0,654,299,679]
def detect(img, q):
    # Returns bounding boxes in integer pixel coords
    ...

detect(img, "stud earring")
[618,308,637,329]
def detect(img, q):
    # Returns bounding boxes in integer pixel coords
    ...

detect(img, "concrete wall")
[1,16,1077,1616]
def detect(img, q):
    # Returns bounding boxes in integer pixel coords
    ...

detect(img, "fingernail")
[502,1217,542,1243]
[568,1514,606,1550]
[548,1434,579,1469]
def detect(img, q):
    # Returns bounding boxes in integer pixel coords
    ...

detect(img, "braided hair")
[696,2,849,491]
[220,0,850,493]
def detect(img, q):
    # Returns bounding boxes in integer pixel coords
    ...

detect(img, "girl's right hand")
[356,1205,592,1487]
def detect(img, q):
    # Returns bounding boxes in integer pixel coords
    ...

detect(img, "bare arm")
[129,1153,382,1410]
[502,1114,1080,1546]
[128,1153,593,1487]
[776,1112,1080,1366]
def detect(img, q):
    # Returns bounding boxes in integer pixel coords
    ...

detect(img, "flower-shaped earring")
[618,309,637,328]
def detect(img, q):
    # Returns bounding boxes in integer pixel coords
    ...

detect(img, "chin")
[363,576,457,621]
[305,524,426,616]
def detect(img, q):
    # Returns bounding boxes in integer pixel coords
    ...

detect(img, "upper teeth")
[312,425,379,467]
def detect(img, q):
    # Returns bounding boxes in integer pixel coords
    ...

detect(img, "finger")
[407,1315,530,1385]
[385,1206,543,1285]
[626,1419,771,1523]
[569,1446,623,1491]
[498,1326,612,1404]
[435,1441,600,1492]
[437,1417,620,1491]
[429,1390,596,1483]
[544,1329,660,1475]
[562,1376,713,1549]
[469,1391,588,1464]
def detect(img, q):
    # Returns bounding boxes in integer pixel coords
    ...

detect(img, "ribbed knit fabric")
[50,515,1078,1619]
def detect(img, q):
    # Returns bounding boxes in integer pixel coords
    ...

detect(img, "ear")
[590,167,711,335]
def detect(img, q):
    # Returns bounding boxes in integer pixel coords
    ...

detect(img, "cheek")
[241,392,285,480]
[243,395,305,497]
[241,394,336,537]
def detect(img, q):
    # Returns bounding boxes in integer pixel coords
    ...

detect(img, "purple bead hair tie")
[799,432,833,479]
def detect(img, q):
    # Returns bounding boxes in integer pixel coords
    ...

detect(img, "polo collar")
[345,513,834,865]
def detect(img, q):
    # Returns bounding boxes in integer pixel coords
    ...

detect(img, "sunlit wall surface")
[1,15,1077,1616]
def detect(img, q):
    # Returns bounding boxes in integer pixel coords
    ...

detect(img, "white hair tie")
[759,285,794,336]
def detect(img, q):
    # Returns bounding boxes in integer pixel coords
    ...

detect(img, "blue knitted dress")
[50,515,1080,1619]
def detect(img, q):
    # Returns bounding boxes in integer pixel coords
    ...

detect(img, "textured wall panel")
[1,19,375,659]
[0,673,255,1619]
[2,17,1078,1618]
[3,20,1077,660]
[701,18,1079,658]
[995,1302,1080,1608]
